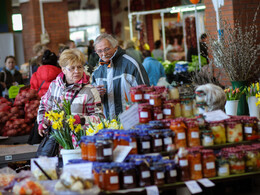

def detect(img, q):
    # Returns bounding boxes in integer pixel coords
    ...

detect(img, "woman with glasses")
[37,49,103,137]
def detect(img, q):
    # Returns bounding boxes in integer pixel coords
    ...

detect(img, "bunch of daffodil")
[224,87,243,101]
[45,98,85,149]
[86,118,123,136]
[243,82,260,99]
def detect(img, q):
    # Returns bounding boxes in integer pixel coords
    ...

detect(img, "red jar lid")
[225,118,241,124]
[164,99,181,104]
[163,103,174,108]
[201,149,214,154]
[154,86,166,91]
[207,120,225,126]
[130,86,142,93]
[186,121,198,128]
[138,103,152,109]
[141,86,154,93]
[150,91,161,97]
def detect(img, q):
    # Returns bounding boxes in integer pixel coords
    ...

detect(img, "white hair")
[94,33,118,49]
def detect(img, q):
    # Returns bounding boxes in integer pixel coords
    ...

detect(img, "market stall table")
[0,144,38,168]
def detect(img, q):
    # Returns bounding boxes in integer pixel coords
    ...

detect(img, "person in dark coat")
[30,50,61,97]
[0,56,24,97]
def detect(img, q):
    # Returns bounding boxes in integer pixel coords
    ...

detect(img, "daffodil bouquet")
[243,82,260,99]
[45,98,84,149]
[86,118,123,136]
[224,87,243,101]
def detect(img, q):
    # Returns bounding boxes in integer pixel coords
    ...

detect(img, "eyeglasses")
[96,47,111,54]
[65,65,84,72]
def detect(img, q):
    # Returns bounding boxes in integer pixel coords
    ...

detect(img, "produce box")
[0,135,30,145]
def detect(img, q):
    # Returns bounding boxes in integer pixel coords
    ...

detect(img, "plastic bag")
[13,178,48,195]
[156,77,170,87]
[0,167,16,187]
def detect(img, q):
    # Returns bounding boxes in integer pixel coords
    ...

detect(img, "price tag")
[140,111,148,118]
[191,132,199,138]
[64,162,93,179]
[119,103,139,130]
[163,109,171,115]
[185,180,203,194]
[244,127,252,134]
[135,94,142,100]
[113,145,132,162]
[197,178,215,187]
[5,155,12,161]
[146,185,159,195]
[203,109,230,122]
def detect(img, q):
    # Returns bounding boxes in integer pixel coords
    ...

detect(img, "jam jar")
[201,149,216,178]
[135,160,152,187]
[163,102,175,119]
[161,119,172,129]
[121,164,137,189]
[188,149,203,180]
[162,130,175,152]
[87,136,97,162]
[225,118,243,143]
[137,133,152,154]
[186,121,200,147]
[142,86,154,102]
[153,106,163,120]
[149,92,162,107]
[80,136,88,160]
[180,96,194,117]
[170,119,187,149]
[95,137,113,162]
[201,130,214,146]
[242,116,259,140]
[138,103,152,123]
[150,162,165,185]
[164,100,181,118]
[102,165,120,191]
[130,86,143,102]
[164,160,177,184]
[118,134,138,154]
[178,152,190,181]
[208,120,226,144]
[149,130,163,153]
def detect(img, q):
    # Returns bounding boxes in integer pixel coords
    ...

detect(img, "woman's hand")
[0,82,6,89]
[38,123,48,137]
[96,85,106,96]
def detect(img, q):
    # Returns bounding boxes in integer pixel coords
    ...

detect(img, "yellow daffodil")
[67,116,76,130]
[257,82,259,92]
[97,122,104,130]
[52,121,63,130]
[108,122,119,129]
[75,124,81,133]
[86,127,94,136]
[255,92,260,107]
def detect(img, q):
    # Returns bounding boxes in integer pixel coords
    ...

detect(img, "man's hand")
[96,85,106,96]
[38,123,48,137]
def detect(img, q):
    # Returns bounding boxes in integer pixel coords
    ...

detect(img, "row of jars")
[80,129,176,162]
[92,157,177,191]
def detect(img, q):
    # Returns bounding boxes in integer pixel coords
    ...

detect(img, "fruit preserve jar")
[149,92,162,107]
[142,86,154,102]
[164,100,181,118]
[178,155,190,181]
[186,121,200,147]
[130,86,143,102]
[225,118,243,143]
[170,119,187,149]
[121,164,137,189]
[208,120,226,144]
[87,136,96,162]
[149,130,163,153]
[118,135,138,154]
[188,149,202,180]
[153,106,163,120]
[169,86,179,100]
[151,162,165,186]
[95,137,113,162]
[242,116,259,140]
[180,97,193,117]
[201,149,216,178]
[138,103,152,123]
[162,130,175,152]
[164,160,177,184]
[163,103,175,119]
[135,160,152,187]
[138,133,151,154]
[80,136,88,160]
[102,165,120,191]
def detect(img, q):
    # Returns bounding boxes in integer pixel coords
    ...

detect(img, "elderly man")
[92,33,149,119]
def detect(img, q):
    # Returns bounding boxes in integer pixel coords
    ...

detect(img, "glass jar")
[242,116,259,140]
[80,136,88,160]
[151,162,165,186]
[87,136,96,162]
[169,86,180,100]
[164,160,177,184]
[170,119,187,149]
[102,165,120,191]
[96,137,113,162]
[149,130,163,153]
[208,121,226,144]
[135,160,152,187]
[142,87,154,102]
[201,130,214,147]
[164,100,181,118]
[162,130,175,152]
[138,103,152,124]
[195,91,206,103]
[180,97,193,118]
[153,106,163,120]
[201,149,216,178]
[121,164,137,189]
[161,119,172,129]
[186,121,200,147]
[130,86,143,102]
[225,118,243,143]
[228,150,245,174]
[163,103,175,119]
[137,133,152,154]
[149,92,162,107]
[188,149,202,180]
[216,158,230,177]
[118,135,138,155]
[245,149,258,172]
[178,156,190,181]
[149,120,164,129]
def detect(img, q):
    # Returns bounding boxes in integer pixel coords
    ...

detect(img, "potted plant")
[224,87,243,115]
[244,82,260,118]
[207,7,260,115]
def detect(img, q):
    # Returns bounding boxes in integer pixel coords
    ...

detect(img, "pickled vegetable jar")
[180,97,193,117]
[245,149,258,172]
[242,116,259,140]
[208,121,226,144]
[130,86,143,102]
[201,130,214,147]
[225,118,243,143]
[216,158,230,177]
[201,149,216,178]
[228,149,245,174]
[138,103,152,124]
[188,149,202,180]
[169,86,179,100]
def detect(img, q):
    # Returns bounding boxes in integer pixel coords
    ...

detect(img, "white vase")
[225,100,239,116]
[60,148,82,166]
[247,96,260,119]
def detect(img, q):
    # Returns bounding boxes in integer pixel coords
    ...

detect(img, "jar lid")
[201,149,214,154]
[130,86,142,91]
[141,86,154,93]
[164,99,181,104]
[150,91,161,96]
[138,103,152,109]
[207,120,225,125]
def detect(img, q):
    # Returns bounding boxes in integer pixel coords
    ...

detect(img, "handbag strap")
[38,81,45,93]
[70,84,86,104]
